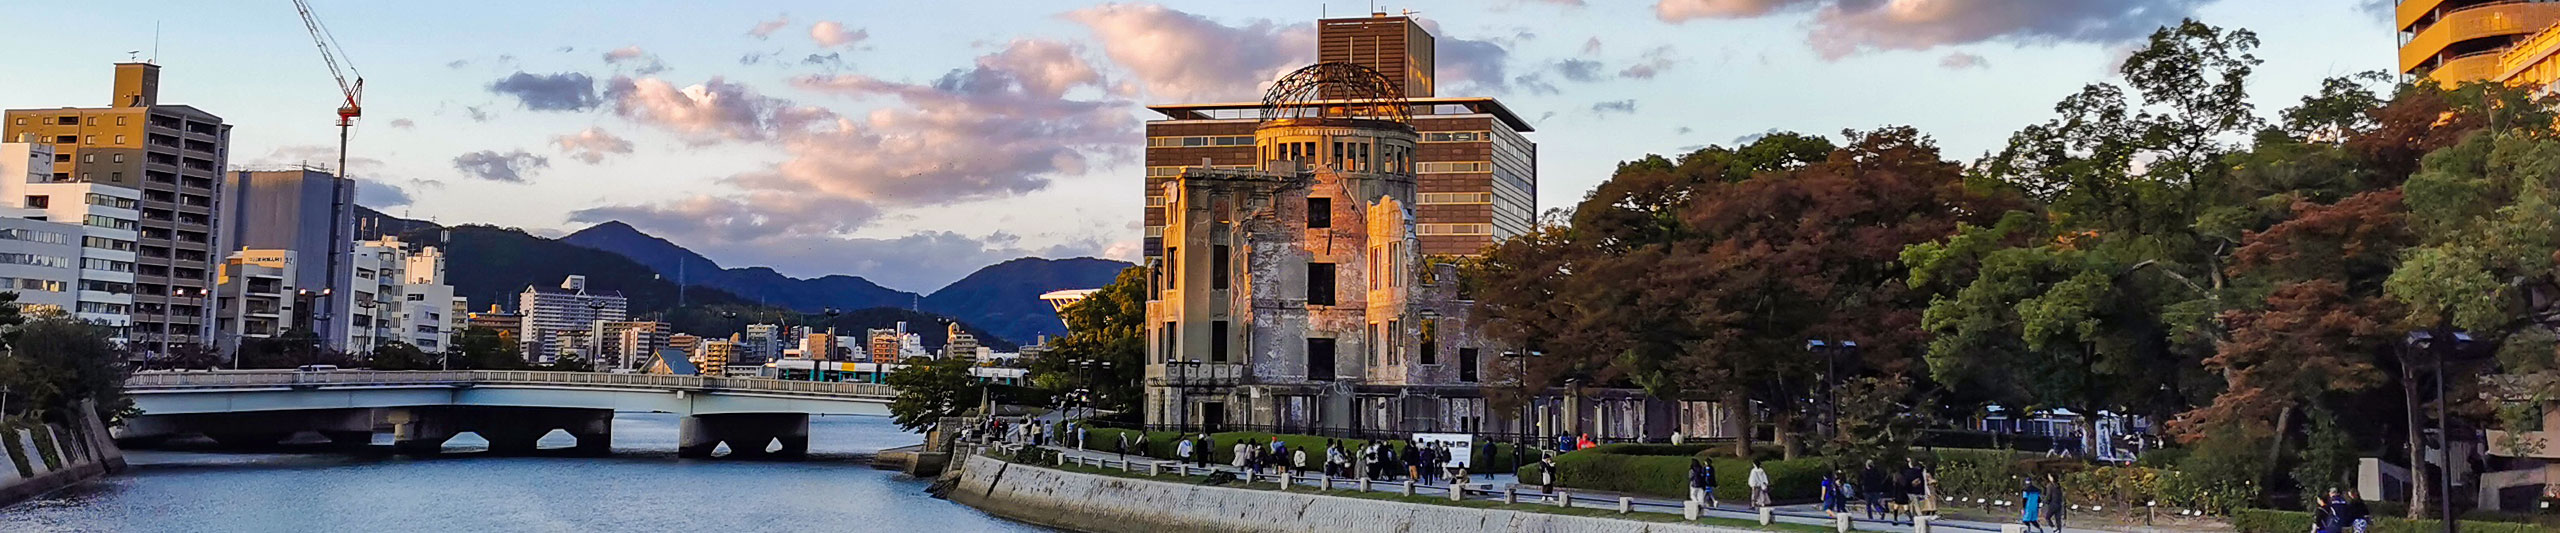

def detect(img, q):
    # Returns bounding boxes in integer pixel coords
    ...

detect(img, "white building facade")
[0,142,139,337]
[517,275,627,363]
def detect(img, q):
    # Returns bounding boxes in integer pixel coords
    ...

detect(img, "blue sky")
[0,0,2397,293]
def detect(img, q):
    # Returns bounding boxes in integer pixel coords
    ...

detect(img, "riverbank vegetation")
[1458,16,2560,520]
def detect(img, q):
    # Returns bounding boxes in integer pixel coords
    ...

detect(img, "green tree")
[366,342,438,370]
[1027,267,1146,414]
[451,326,529,370]
[1911,20,2273,436]
[0,317,135,424]
[885,356,983,433]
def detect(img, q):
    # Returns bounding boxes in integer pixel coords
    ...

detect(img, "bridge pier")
[389,406,614,456]
[120,408,376,450]
[679,413,809,460]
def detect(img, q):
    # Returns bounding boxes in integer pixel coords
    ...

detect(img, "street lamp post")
[1806,339,1857,441]
[2408,329,2473,533]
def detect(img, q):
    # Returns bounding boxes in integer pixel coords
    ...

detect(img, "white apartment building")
[336,236,457,354]
[518,275,627,363]
[0,142,138,337]
[214,249,295,353]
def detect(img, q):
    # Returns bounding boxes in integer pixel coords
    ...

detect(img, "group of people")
[2309,488,2373,533]
[1319,439,1469,484]
[1818,458,1939,527]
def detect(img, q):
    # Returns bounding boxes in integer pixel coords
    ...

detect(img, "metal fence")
[126,370,897,398]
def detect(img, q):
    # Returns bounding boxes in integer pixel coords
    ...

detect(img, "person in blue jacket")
[2021,478,2046,533]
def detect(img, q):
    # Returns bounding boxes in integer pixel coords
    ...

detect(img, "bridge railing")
[127,370,896,398]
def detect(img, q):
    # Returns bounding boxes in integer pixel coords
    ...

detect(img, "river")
[0,413,1049,533]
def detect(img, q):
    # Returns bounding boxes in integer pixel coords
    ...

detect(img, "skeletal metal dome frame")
[1258,62,1412,124]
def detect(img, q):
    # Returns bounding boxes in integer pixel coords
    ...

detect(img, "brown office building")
[6,63,230,352]
[1143,14,1535,259]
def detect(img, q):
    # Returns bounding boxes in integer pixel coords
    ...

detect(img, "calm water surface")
[0,413,1048,533]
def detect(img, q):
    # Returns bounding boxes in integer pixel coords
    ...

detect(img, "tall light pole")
[1806,339,1857,441]
[2408,329,2473,533]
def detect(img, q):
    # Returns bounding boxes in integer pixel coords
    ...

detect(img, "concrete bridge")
[120,370,899,459]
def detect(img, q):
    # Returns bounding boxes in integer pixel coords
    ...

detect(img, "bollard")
[1359,478,1372,492]
[1758,507,1774,525]
[1278,472,1289,491]
[1556,491,1572,508]
[1321,474,1332,490]
[2001,525,2026,533]
[1619,497,1633,514]
[1504,487,1519,505]
[1449,483,1465,502]
[1915,515,1933,533]
[1685,501,1700,520]
[1834,514,1851,533]
[1400,480,1415,496]
[1148,463,1161,476]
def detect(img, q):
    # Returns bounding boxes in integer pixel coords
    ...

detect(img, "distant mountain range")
[357,206,1131,347]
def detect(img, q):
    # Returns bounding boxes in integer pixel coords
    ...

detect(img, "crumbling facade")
[1144,65,1521,437]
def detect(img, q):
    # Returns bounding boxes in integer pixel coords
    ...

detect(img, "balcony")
[2400,2,2560,76]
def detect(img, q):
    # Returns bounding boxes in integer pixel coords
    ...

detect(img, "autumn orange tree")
[1468,128,2010,458]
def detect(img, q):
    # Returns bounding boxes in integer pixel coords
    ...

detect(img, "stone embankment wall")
[0,404,128,507]
[945,454,1760,533]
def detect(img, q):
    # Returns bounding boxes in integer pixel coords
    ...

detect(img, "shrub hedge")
[2232,509,2553,533]
[1069,427,1525,473]
[1513,444,1827,502]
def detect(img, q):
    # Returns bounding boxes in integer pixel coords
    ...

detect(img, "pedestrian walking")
[2021,478,2046,533]
[2341,490,2372,533]
[1195,435,1211,467]
[1820,471,1843,517]
[1859,460,1889,521]
[1747,459,1772,509]
[1135,433,1151,459]
[1292,445,1308,476]
[1920,463,1940,517]
[1116,433,1128,460]
[1688,459,1713,510]
[1539,453,1558,495]
[1176,435,1195,465]
[2045,473,2067,532]
[2315,488,2342,533]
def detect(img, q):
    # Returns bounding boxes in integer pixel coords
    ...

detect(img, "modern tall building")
[5,62,231,354]
[332,236,456,354]
[1142,13,1534,258]
[2397,0,2560,85]
[740,323,784,367]
[0,142,140,334]
[943,321,980,361]
[594,320,671,371]
[222,168,355,349]
[516,275,628,363]
[213,249,296,353]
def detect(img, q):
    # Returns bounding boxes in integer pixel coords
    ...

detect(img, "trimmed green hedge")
[1070,428,1528,473]
[1515,444,1827,501]
[2233,509,2554,533]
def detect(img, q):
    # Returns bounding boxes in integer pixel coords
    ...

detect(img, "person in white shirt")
[1748,459,1773,509]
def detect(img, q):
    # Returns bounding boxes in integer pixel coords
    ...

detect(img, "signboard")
[1410,433,1476,469]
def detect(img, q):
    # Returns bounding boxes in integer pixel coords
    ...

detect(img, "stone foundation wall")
[945,454,1759,533]
[0,406,126,508]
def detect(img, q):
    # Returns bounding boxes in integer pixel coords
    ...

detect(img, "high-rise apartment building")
[1142,13,1534,258]
[516,275,627,363]
[695,337,735,377]
[0,142,140,334]
[740,323,783,367]
[5,63,231,353]
[221,168,355,348]
[2397,0,2560,85]
[943,321,980,361]
[334,236,456,353]
[214,249,296,353]
[593,320,670,371]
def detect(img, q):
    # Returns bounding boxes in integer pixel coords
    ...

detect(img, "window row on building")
[1146,135,1254,148]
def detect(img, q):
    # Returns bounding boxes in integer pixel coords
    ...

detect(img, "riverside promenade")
[951,442,2202,533]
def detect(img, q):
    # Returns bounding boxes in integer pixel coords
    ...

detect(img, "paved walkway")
[1012,442,2153,533]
